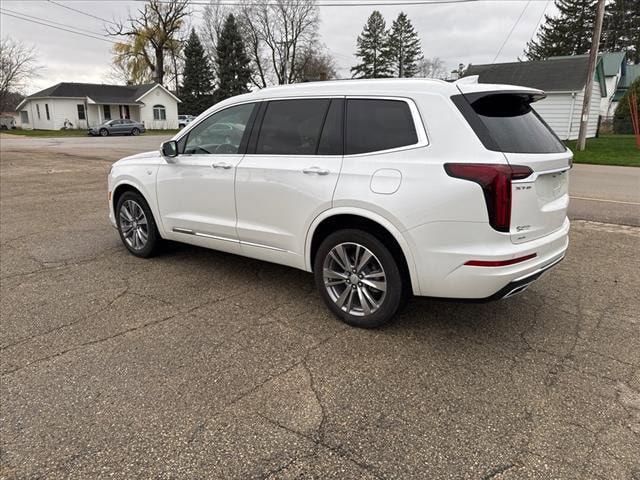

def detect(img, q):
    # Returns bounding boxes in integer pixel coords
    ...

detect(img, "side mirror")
[161,140,178,159]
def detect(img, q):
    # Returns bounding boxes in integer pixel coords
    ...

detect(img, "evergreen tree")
[180,29,214,115]
[351,11,392,79]
[387,12,423,77]
[524,0,596,60]
[216,14,252,101]
[602,0,640,64]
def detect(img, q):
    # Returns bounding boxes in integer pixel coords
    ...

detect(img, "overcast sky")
[0,0,558,95]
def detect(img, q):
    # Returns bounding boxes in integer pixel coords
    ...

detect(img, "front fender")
[304,206,421,295]
[109,167,164,237]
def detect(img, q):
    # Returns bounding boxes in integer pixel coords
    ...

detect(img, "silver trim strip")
[513,254,565,282]
[240,240,288,253]
[172,227,290,252]
[512,166,571,183]
[172,227,238,244]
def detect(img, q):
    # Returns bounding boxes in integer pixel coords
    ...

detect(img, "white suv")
[108,78,570,328]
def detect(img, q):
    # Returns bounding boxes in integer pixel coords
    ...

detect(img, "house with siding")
[464,55,607,141]
[599,51,631,117]
[15,82,180,130]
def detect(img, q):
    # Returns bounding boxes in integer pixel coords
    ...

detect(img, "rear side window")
[455,93,565,154]
[346,99,418,155]
[257,99,330,155]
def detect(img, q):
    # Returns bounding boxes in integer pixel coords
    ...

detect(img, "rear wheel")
[131,127,140,136]
[116,191,160,258]
[99,128,109,137]
[314,229,404,328]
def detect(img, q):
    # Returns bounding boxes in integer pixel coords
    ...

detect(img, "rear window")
[455,93,566,154]
[346,99,418,155]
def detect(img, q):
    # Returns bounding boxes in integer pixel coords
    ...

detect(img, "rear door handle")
[212,162,232,169]
[302,166,330,176]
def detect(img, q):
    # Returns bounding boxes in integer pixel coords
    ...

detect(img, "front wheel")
[116,191,160,258]
[314,229,405,328]
[131,127,140,136]
[99,128,109,137]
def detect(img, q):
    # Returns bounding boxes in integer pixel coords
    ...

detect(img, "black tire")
[99,128,109,137]
[314,229,405,328]
[115,191,160,258]
[131,127,140,136]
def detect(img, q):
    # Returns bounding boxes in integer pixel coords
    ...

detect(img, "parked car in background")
[89,119,145,137]
[178,115,195,128]
[108,78,571,328]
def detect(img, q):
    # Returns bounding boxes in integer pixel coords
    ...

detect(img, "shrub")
[613,77,640,134]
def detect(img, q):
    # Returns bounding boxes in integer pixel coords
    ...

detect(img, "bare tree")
[201,0,320,87]
[0,37,38,110]
[417,57,448,80]
[296,46,337,81]
[107,0,189,86]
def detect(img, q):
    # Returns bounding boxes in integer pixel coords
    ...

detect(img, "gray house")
[465,55,607,140]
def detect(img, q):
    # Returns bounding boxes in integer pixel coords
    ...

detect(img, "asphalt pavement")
[1,134,639,479]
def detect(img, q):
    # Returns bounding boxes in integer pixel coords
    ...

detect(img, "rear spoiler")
[457,88,547,104]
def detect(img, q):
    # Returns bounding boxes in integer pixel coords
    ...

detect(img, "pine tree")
[602,0,640,64]
[351,11,392,79]
[524,0,597,61]
[387,12,423,77]
[216,14,252,101]
[180,29,214,115]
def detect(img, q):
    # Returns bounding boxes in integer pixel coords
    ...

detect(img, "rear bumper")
[406,217,570,298]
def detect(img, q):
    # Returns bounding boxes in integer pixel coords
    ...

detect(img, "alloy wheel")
[322,242,387,317]
[119,199,148,250]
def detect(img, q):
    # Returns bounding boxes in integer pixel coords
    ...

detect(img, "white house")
[15,82,180,130]
[465,55,607,141]
[600,51,628,117]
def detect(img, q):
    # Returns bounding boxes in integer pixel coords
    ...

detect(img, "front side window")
[45,104,50,120]
[77,104,86,120]
[345,99,418,155]
[20,111,29,123]
[183,103,255,155]
[256,99,330,155]
[153,104,166,121]
[103,105,111,120]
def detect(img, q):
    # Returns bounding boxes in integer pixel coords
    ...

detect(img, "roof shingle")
[26,82,158,105]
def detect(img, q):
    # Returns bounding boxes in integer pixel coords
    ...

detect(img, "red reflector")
[465,253,537,267]
[444,163,533,232]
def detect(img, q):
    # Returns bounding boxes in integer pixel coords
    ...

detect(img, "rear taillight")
[444,163,533,232]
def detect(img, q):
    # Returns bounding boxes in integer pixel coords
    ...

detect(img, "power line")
[47,0,117,25]
[1,7,111,37]
[528,0,551,42]
[136,0,550,6]
[0,9,119,45]
[491,0,532,63]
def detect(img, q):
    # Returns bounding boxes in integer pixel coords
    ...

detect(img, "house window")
[36,104,41,119]
[77,104,86,120]
[20,111,29,123]
[45,104,50,120]
[153,104,166,121]
[103,105,111,120]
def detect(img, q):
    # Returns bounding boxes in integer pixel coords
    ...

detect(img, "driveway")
[1,135,639,479]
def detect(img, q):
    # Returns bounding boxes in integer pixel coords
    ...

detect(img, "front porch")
[86,103,142,128]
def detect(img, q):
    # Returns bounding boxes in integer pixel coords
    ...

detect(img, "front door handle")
[212,162,232,169]
[302,166,330,176]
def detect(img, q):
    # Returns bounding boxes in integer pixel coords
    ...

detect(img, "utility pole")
[576,0,605,151]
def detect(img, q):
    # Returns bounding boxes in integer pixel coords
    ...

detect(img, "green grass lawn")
[566,134,639,167]
[1,128,179,138]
